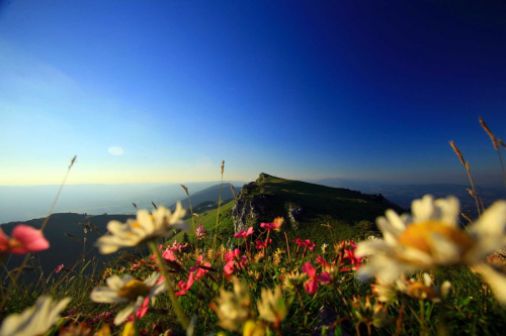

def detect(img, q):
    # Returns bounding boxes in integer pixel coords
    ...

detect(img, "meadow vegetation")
[1,118,506,336]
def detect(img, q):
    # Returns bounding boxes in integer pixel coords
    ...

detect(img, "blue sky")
[0,0,505,185]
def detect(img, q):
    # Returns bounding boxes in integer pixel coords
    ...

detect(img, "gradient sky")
[1,0,505,185]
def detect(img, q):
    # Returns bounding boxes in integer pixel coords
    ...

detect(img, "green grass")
[2,174,506,335]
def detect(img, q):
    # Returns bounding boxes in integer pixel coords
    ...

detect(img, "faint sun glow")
[108,146,124,156]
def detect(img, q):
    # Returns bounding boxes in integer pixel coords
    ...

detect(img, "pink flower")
[176,255,211,296]
[176,271,196,296]
[190,255,211,280]
[54,263,64,273]
[162,248,177,262]
[302,262,331,295]
[335,240,362,272]
[233,226,254,239]
[223,248,247,277]
[136,297,150,319]
[195,224,207,240]
[0,225,49,254]
[160,241,189,262]
[260,217,284,232]
[255,238,272,250]
[294,238,316,252]
[315,255,332,271]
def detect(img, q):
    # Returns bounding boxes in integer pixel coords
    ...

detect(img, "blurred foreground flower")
[356,195,506,303]
[90,272,164,325]
[195,224,207,240]
[373,273,451,303]
[54,263,65,273]
[243,320,266,336]
[234,227,254,239]
[260,217,284,232]
[302,262,331,295]
[0,224,49,254]
[0,295,70,336]
[211,277,251,332]
[96,203,187,254]
[257,286,287,328]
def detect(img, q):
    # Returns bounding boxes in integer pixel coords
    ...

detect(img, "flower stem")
[419,300,429,336]
[148,242,190,329]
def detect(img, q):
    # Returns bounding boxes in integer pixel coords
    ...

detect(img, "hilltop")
[192,173,401,244]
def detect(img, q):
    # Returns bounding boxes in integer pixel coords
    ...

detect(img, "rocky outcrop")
[231,173,303,232]
[232,181,267,232]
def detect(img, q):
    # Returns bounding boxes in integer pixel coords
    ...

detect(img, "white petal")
[385,210,407,231]
[143,272,159,287]
[114,304,135,325]
[412,195,434,222]
[107,221,127,235]
[401,247,433,266]
[429,233,461,264]
[137,210,154,232]
[422,273,433,287]
[107,275,130,290]
[470,201,506,237]
[355,240,391,257]
[472,263,506,304]
[376,219,401,246]
[435,196,460,226]
[91,289,123,303]
[170,202,187,224]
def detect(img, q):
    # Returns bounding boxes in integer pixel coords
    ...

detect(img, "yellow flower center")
[398,220,474,256]
[118,280,150,300]
[131,220,142,229]
[8,238,23,249]
[406,282,436,300]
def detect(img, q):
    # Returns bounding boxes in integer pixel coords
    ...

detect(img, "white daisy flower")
[0,295,70,336]
[356,195,506,303]
[96,203,187,254]
[90,272,165,325]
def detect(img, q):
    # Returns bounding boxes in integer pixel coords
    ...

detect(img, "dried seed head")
[69,155,77,169]
[479,116,500,150]
[449,140,466,167]
[220,160,225,176]
[180,184,189,197]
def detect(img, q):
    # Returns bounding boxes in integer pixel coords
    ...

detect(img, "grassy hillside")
[229,173,401,243]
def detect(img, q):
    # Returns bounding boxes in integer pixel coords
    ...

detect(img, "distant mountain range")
[0,181,243,223]
[0,182,241,276]
[315,178,506,214]
[171,183,239,212]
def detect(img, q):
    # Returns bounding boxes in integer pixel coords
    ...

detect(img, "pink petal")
[11,225,49,253]
[302,262,316,278]
[304,279,318,295]
[136,297,150,319]
[318,272,331,284]
[0,230,9,252]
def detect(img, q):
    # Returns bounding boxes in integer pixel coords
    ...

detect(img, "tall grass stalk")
[212,160,225,251]
[181,184,196,232]
[148,241,190,330]
[449,141,483,215]
[479,116,506,187]
[0,155,77,311]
